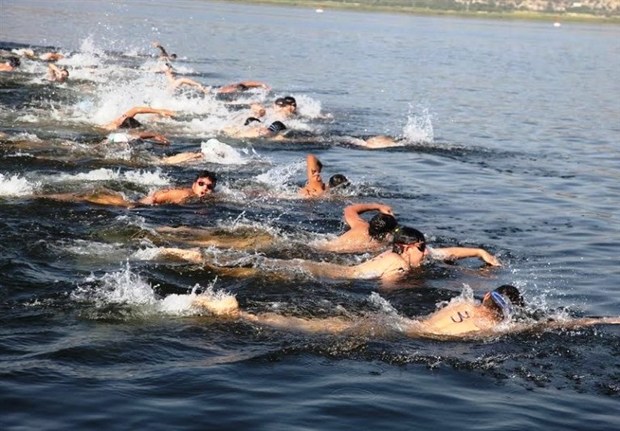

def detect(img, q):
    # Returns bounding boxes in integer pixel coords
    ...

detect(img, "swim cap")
[9,57,20,68]
[328,174,349,189]
[267,121,286,134]
[119,117,142,129]
[244,117,261,126]
[494,285,524,307]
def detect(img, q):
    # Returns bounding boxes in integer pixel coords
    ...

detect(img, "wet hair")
[494,285,524,307]
[61,68,69,77]
[195,170,217,185]
[119,117,142,129]
[328,174,349,189]
[391,226,425,253]
[368,213,398,241]
[267,121,287,134]
[244,117,261,126]
[8,57,20,68]
[236,83,249,92]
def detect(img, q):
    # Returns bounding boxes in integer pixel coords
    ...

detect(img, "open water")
[1,1,619,430]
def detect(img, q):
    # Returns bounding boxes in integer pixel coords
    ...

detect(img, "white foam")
[200,138,253,165]
[0,173,39,197]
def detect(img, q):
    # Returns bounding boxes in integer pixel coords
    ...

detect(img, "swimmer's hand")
[192,294,240,317]
[378,205,394,216]
[479,250,501,266]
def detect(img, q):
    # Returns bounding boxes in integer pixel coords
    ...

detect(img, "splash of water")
[0,173,39,197]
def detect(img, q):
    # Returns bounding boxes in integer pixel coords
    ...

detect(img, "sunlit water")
[1,1,620,430]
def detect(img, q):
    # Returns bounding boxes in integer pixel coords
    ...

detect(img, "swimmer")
[152,41,177,61]
[191,284,620,340]
[12,48,64,62]
[299,154,349,198]
[137,170,217,205]
[0,57,20,72]
[102,106,175,131]
[217,81,271,95]
[250,96,297,122]
[44,170,217,207]
[222,120,288,139]
[163,65,210,94]
[316,203,398,253]
[47,63,69,83]
[156,226,500,283]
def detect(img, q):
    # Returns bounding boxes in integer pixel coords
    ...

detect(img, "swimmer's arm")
[172,78,210,93]
[104,106,175,130]
[133,131,170,145]
[236,81,271,91]
[158,247,203,263]
[158,152,203,165]
[343,203,393,229]
[432,247,501,266]
[138,189,180,205]
[123,106,176,119]
[152,41,170,57]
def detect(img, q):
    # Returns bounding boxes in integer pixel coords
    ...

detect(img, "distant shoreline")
[224,0,620,24]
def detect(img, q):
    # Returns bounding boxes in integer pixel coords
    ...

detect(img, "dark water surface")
[1,1,619,430]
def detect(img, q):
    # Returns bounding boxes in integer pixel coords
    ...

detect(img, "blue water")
[1,1,619,430]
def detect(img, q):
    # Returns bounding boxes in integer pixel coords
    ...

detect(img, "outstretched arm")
[104,106,175,130]
[343,203,393,229]
[432,247,501,266]
[132,131,170,145]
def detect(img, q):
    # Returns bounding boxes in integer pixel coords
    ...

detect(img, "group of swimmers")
[2,41,619,341]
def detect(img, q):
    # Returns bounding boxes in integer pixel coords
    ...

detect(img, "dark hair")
[196,170,217,185]
[392,226,425,253]
[283,96,297,107]
[119,117,142,129]
[9,57,20,68]
[244,117,261,126]
[267,121,286,134]
[236,83,249,92]
[368,213,398,241]
[494,285,524,307]
[328,174,349,189]
[61,67,69,77]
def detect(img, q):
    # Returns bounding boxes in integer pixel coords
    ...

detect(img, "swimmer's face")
[193,177,216,197]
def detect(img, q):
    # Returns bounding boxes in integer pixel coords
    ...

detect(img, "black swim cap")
[283,96,297,107]
[328,174,349,189]
[9,57,20,68]
[267,121,286,134]
[244,117,261,126]
[368,213,398,240]
[494,285,524,307]
[119,117,142,129]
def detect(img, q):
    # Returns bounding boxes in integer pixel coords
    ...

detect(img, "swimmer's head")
[60,68,69,78]
[119,117,142,129]
[328,174,350,189]
[193,170,217,196]
[275,96,297,112]
[368,213,398,241]
[482,285,524,320]
[391,226,425,254]
[267,121,287,134]
[8,57,20,68]
[236,83,249,92]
